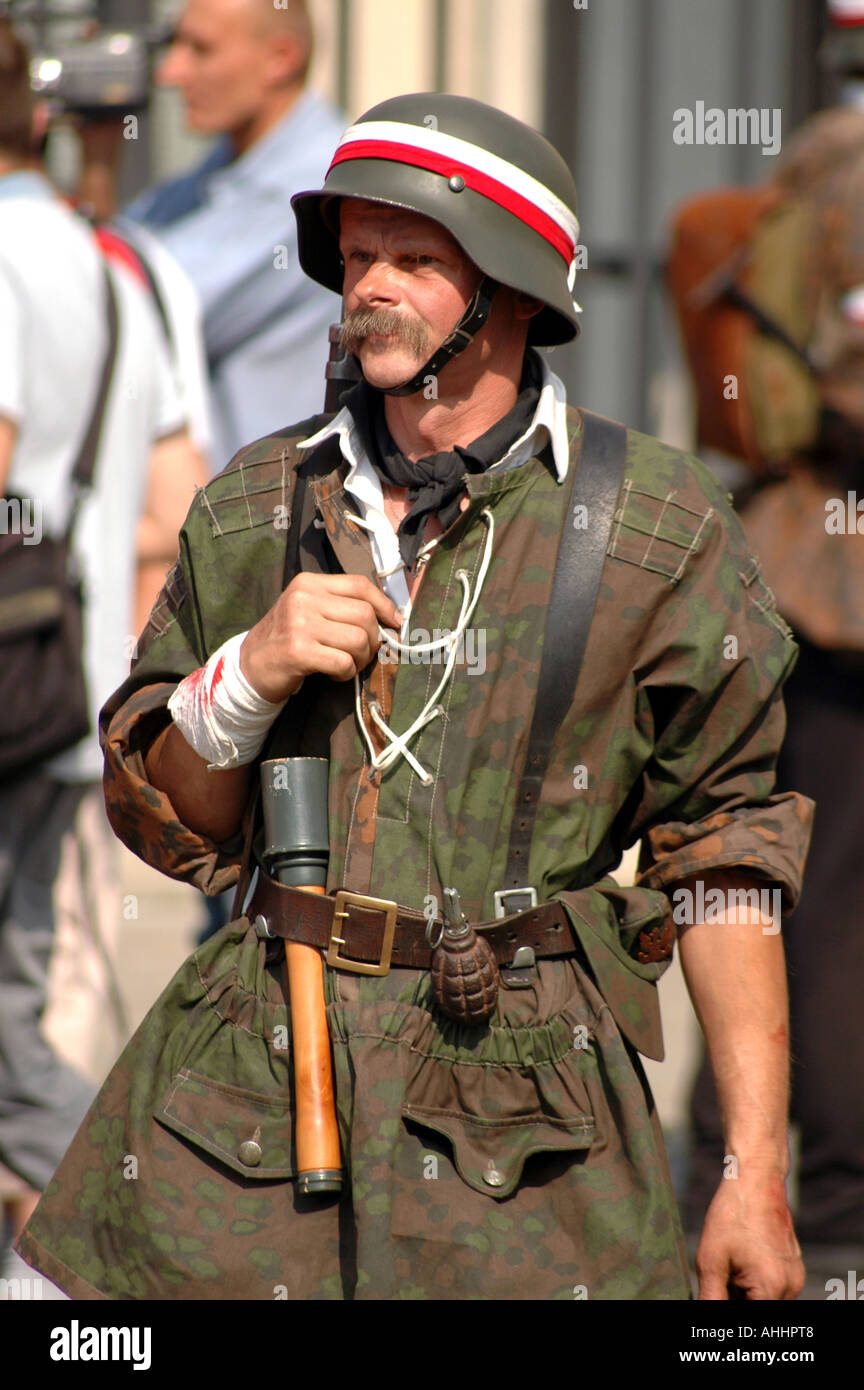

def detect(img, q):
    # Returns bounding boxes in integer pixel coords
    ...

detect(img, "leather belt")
[245,872,578,977]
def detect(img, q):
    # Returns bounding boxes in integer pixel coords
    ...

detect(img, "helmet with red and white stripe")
[291,92,581,347]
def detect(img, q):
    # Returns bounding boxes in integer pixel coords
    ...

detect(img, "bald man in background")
[83,0,345,469]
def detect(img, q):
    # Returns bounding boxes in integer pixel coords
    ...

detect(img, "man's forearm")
[145,721,252,844]
[676,869,790,1174]
[674,868,802,1299]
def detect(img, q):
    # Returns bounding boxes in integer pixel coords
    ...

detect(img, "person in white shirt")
[0,16,207,1292]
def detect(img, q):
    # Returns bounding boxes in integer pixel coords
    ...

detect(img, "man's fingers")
[696,1261,730,1301]
[318,594,397,642]
[697,1246,805,1302]
[243,572,403,699]
[305,573,402,630]
[306,639,369,683]
[309,618,378,672]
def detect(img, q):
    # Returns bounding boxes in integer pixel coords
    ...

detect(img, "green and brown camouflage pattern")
[18,398,813,1299]
[18,920,691,1300]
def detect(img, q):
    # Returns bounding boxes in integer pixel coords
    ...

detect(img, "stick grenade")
[253,335,358,1192]
[260,756,342,1195]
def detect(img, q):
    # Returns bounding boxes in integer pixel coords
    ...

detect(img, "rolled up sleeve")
[637,794,813,912]
[99,432,303,891]
[99,487,237,893]
[101,680,243,895]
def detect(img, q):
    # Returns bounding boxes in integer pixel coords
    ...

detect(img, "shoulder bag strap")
[64,261,120,543]
[502,408,628,896]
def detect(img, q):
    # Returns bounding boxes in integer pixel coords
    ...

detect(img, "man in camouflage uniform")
[19,94,812,1301]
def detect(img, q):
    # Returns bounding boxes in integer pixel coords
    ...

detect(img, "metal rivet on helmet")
[448,173,466,192]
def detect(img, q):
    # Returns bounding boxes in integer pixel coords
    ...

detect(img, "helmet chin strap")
[381,275,499,397]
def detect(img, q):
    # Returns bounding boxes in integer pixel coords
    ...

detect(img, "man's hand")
[696,1168,804,1300]
[240,573,402,703]
[145,574,401,844]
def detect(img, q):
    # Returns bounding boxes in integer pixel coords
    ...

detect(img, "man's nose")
[353,259,400,306]
[155,43,186,88]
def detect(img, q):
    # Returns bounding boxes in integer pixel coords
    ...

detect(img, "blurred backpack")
[666,184,823,472]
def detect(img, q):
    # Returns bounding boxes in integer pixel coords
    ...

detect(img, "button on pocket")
[155,1068,295,1180]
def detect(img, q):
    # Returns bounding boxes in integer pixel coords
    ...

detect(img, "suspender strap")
[502,408,628,895]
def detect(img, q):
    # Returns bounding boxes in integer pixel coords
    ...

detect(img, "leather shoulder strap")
[65,262,120,541]
[502,408,628,893]
[281,430,342,586]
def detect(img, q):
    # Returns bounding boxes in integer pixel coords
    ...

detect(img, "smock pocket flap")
[401,1104,595,1200]
[155,1068,294,1179]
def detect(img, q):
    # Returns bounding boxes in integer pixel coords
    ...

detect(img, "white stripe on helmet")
[332,119,580,250]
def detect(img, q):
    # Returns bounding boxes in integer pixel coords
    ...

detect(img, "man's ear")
[265,33,307,89]
[513,290,544,321]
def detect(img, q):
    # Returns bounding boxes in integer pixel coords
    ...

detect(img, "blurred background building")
[22,0,829,444]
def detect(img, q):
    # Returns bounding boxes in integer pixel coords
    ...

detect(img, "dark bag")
[0,263,119,782]
[665,184,822,470]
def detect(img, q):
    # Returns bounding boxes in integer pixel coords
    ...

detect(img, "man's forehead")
[177,0,262,39]
[337,199,459,245]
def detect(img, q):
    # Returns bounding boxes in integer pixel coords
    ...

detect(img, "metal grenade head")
[429,887,499,1025]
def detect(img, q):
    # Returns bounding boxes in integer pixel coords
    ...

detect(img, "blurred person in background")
[0,15,206,1293]
[79,0,345,472]
[78,0,345,946]
[681,12,864,1261]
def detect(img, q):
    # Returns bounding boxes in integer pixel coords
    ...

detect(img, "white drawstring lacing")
[349,507,495,785]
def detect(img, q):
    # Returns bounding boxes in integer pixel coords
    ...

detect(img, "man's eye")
[407,254,436,266]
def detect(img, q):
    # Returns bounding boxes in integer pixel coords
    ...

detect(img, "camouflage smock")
[18,399,813,1301]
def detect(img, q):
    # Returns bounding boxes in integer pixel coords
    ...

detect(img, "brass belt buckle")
[326,891,398,976]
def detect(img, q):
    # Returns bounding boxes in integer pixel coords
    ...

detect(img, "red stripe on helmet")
[328,138,574,266]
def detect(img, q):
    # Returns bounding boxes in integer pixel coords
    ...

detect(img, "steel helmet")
[291,92,581,357]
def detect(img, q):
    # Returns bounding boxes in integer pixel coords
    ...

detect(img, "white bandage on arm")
[167,631,286,771]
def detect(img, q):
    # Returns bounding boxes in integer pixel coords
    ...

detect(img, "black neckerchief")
[345,350,543,570]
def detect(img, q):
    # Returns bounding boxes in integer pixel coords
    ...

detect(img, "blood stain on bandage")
[208,656,226,701]
[177,665,208,714]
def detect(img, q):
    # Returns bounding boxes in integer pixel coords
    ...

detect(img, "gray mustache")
[339,308,430,357]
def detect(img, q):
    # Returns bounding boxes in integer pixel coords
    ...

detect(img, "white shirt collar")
[296,352,570,619]
[296,350,571,482]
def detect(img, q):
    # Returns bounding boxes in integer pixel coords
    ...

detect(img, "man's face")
[338,200,482,392]
[156,0,296,135]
